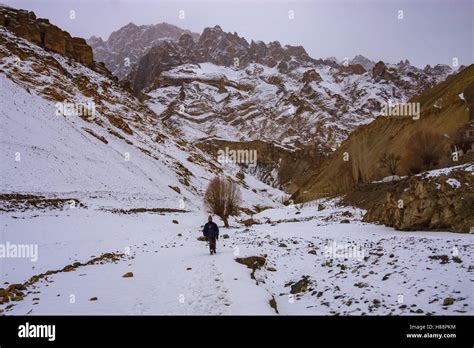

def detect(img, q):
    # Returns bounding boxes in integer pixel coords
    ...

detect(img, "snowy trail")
[0,209,274,315]
[1,200,472,316]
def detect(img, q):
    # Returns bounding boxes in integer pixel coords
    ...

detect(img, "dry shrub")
[379,153,401,176]
[204,176,241,227]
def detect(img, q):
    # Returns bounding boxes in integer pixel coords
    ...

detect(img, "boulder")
[290,275,311,294]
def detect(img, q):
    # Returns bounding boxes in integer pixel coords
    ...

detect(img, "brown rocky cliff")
[0,6,93,66]
[362,170,474,233]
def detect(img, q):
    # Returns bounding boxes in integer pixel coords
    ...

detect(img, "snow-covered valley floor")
[1,197,472,316]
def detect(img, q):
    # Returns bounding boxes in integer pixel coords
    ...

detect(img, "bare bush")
[204,176,241,227]
[379,153,401,176]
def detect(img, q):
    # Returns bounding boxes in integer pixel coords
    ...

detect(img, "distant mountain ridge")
[108,23,454,151]
[88,22,199,79]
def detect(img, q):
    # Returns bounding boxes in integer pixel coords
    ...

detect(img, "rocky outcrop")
[302,69,322,83]
[372,61,396,81]
[129,40,195,93]
[363,170,474,232]
[196,139,326,192]
[341,63,366,75]
[0,6,93,66]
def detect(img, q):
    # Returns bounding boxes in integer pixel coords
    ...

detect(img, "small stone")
[89,297,98,301]
[122,272,134,278]
[443,297,455,306]
[8,284,26,291]
[354,282,369,288]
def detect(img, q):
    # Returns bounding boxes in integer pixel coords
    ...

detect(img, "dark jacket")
[203,221,219,239]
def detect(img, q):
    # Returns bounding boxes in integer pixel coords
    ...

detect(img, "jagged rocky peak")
[0,5,93,66]
[195,24,250,67]
[397,59,410,66]
[128,39,194,93]
[424,63,453,75]
[350,54,376,71]
[87,21,199,79]
[126,24,323,92]
[88,35,105,46]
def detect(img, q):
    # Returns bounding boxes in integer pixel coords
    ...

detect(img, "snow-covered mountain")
[142,60,452,150]
[0,12,282,211]
[88,22,199,80]
[118,25,453,150]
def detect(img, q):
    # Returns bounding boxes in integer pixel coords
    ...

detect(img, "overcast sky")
[2,0,473,68]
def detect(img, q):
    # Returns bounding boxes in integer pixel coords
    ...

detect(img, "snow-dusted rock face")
[88,22,199,80]
[96,24,452,150]
[143,60,451,150]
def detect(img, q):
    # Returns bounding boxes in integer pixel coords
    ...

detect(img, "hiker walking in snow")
[203,215,219,255]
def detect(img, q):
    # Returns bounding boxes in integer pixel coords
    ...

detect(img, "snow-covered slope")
[0,27,283,210]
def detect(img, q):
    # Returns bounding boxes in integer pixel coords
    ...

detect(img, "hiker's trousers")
[209,237,216,252]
